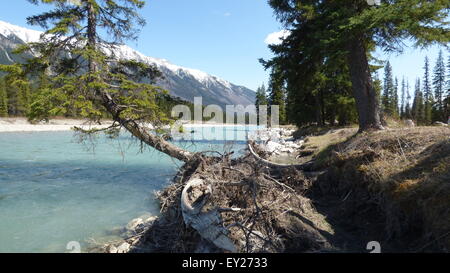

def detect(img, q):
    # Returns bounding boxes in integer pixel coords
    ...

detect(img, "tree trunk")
[100,92,194,162]
[314,93,324,126]
[347,36,383,132]
[86,2,194,163]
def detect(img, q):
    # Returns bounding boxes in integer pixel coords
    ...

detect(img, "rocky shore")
[92,214,158,253]
[249,127,303,154]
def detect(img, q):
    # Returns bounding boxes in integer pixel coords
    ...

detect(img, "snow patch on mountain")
[110,44,227,85]
[0,20,42,44]
[0,20,238,89]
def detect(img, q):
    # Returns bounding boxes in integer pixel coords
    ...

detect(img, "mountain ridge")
[0,20,256,108]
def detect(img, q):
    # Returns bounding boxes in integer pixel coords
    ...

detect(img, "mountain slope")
[0,20,255,108]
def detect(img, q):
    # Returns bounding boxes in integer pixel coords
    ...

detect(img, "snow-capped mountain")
[0,20,256,107]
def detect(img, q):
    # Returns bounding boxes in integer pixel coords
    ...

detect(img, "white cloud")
[224,12,232,17]
[264,30,291,45]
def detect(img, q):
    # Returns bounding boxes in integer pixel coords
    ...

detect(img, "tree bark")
[100,92,194,162]
[347,36,383,132]
[86,2,194,163]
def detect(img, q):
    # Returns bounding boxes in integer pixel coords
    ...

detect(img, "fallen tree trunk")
[99,91,194,162]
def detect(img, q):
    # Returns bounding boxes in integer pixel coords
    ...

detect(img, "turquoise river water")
[0,126,256,252]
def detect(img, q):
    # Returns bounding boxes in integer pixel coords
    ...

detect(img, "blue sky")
[0,0,447,92]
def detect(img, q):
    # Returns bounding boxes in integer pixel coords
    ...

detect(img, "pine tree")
[404,80,411,119]
[0,77,8,117]
[423,56,433,124]
[432,49,446,121]
[412,78,424,124]
[266,0,450,132]
[0,72,29,116]
[17,83,31,116]
[400,77,406,118]
[382,61,396,116]
[268,68,286,125]
[447,51,450,95]
[0,0,193,162]
[255,84,268,125]
[255,84,268,109]
[445,51,450,121]
[394,77,399,117]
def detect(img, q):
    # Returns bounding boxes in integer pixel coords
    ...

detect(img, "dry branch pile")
[129,150,335,253]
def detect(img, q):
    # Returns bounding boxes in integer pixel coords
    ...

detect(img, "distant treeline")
[0,74,31,118]
[0,74,257,124]
[254,49,450,127]
[381,50,450,125]
[0,74,197,122]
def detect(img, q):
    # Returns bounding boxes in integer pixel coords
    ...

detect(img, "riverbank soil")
[105,125,449,253]
[311,126,450,252]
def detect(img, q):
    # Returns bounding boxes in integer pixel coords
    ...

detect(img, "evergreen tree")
[17,83,31,116]
[433,49,446,121]
[0,70,31,116]
[268,68,286,125]
[447,51,450,94]
[0,77,8,117]
[3,79,16,115]
[404,80,411,119]
[255,84,268,109]
[400,77,406,118]
[445,50,450,121]
[266,0,450,132]
[27,72,66,122]
[423,56,433,124]
[262,46,356,127]
[412,78,424,124]
[0,0,193,162]
[382,61,396,116]
[255,83,268,125]
[394,77,399,117]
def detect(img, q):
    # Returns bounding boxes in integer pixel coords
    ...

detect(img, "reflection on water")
[0,126,255,252]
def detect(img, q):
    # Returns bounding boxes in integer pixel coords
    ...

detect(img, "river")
[0,125,257,252]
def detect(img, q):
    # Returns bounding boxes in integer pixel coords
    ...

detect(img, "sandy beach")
[0,118,115,132]
[0,117,257,132]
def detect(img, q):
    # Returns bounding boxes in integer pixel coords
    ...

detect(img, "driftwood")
[180,178,236,252]
[247,141,315,170]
